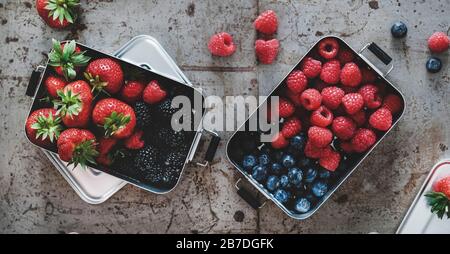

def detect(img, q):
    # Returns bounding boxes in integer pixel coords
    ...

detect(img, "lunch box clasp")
[26,65,46,97]
[235,178,267,209]
[359,42,394,77]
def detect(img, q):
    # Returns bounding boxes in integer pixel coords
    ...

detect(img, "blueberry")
[273,150,284,162]
[391,21,407,38]
[279,175,290,188]
[288,167,303,185]
[295,198,311,213]
[304,167,318,183]
[298,157,313,168]
[318,168,331,179]
[270,163,283,175]
[290,134,306,150]
[281,154,296,168]
[286,146,302,157]
[274,189,290,204]
[258,153,271,166]
[312,181,328,198]
[266,175,280,192]
[251,165,267,182]
[242,155,257,171]
[426,57,442,73]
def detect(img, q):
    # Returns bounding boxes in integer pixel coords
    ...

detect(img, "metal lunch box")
[25,35,220,197]
[226,36,406,219]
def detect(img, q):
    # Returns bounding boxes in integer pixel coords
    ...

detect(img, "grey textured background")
[0,0,449,233]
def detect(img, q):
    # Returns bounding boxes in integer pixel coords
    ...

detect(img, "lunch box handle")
[195,129,221,167]
[359,42,394,77]
[26,66,45,97]
[235,178,266,210]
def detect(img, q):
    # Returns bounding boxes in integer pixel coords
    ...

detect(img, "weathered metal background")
[0,0,449,233]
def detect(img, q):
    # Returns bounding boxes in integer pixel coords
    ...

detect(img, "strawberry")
[53,80,93,128]
[36,0,78,29]
[120,80,145,104]
[57,128,98,168]
[255,39,279,64]
[96,137,118,166]
[25,108,62,148]
[92,98,136,139]
[48,39,90,80]
[124,129,145,150]
[44,75,66,98]
[425,176,450,219]
[143,80,167,104]
[85,58,124,95]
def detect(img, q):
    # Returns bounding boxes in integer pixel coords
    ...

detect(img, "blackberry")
[134,101,153,129]
[112,149,137,176]
[134,145,159,171]
[157,98,178,119]
[160,152,185,185]
[157,128,187,148]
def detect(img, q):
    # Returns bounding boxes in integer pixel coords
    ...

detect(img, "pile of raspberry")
[271,38,403,172]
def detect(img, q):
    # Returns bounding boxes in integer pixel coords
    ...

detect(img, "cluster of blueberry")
[241,133,340,214]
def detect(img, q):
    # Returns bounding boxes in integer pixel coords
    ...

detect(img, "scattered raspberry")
[97,137,118,166]
[361,67,377,84]
[319,150,341,171]
[342,93,364,115]
[281,117,302,138]
[321,86,345,110]
[340,62,362,87]
[304,140,331,159]
[271,133,289,149]
[300,88,322,111]
[351,128,376,153]
[120,80,145,104]
[349,110,367,127]
[332,116,356,140]
[428,32,449,53]
[124,130,145,150]
[301,57,322,78]
[255,39,279,64]
[337,48,354,64]
[382,94,403,115]
[358,84,382,109]
[369,108,392,131]
[310,106,334,127]
[320,60,341,84]
[254,10,278,35]
[314,79,329,92]
[287,70,308,94]
[278,97,295,118]
[208,32,236,57]
[308,126,333,148]
[318,38,340,59]
[143,80,167,104]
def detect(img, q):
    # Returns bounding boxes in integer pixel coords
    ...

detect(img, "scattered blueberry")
[266,175,280,192]
[318,168,331,179]
[391,21,407,38]
[288,167,303,185]
[274,189,290,203]
[298,157,313,168]
[242,155,257,171]
[251,165,267,182]
[304,167,318,183]
[281,154,296,168]
[290,134,306,150]
[279,175,290,188]
[270,163,283,175]
[312,181,328,198]
[258,153,271,166]
[295,198,311,213]
[426,57,442,73]
[273,150,284,162]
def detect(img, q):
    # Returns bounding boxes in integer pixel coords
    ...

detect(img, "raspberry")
[300,88,322,111]
[358,84,382,109]
[341,86,358,94]
[342,93,364,115]
[308,126,333,148]
[340,62,362,87]
[310,106,333,127]
[254,10,278,35]
[361,67,377,84]
[320,60,341,84]
[281,117,302,138]
[143,80,167,104]
[382,94,403,115]
[278,97,295,118]
[318,38,340,59]
[321,86,344,110]
[351,128,376,153]
[339,141,354,154]
[301,57,322,78]
[349,110,367,127]
[314,79,329,92]
[287,70,308,94]
[319,150,341,171]
[255,39,279,64]
[332,116,356,140]
[208,32,236,57]
[369,108,392,131]
[121,80,145,104]
[271,133,288,149]
[428,32,449,53]
[304,140,331,159]
[124,130,145,150]
[337,48,354,64]
[286,88,302,106]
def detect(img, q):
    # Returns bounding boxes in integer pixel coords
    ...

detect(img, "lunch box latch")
[26,65,46,97]
[235,178,267,209]
[359,42,394,77]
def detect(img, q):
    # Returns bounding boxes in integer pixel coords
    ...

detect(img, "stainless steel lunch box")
[226,36,406,220]
[25,35,220,198]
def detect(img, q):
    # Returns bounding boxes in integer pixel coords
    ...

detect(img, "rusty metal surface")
[0,0,449,233]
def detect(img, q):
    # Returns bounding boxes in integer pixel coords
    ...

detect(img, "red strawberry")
[36,0,78,29]
[281,117,302,138]
[120,80,145,104]
[255,39,279,64]
[96,137,118,166]
[286,70,308,94]
[208,32,236,57]
[319,150,341,171]
[426,175,450,219]
[25,108,62,148]
[124,129,145,150]
[44,75,66,98]
[143,80,167,104]
[369,108,392,131]
[310,106,334,127]
[278,97,295,118]
[48,39,90,80]
[54,80,93,128]
[254,10,278,35]
[85,58,124,94]
[92,98,136,139]
[271,133,289,149]
[57,128,98,168]
[308,126,333,148]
